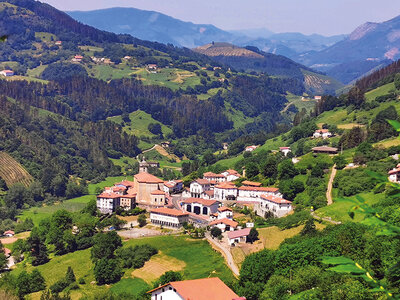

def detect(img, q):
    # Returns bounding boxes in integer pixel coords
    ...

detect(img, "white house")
[96,192,121,214]
[203,172,226,183]
[209,218,238,232]
[0,70,14,77]
[245,145,258,152]
[148,277,242,300]
[221,169,241,182]
[237,186,281,203]
[214,182,238,201]
[313,129,332,139]
[163,180,183,195]
[227,228,251,246]
[182,198,219,216]
[279,147,291,156]
[190,179,211,198]
[150,208,189,228]
[4,230,14,237]
[388,164,400,183]
[256,194,292,218]
[217,207,233,219]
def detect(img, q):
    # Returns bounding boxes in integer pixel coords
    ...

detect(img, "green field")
[315,192,385,223]
[89,64,134,81]
[365,82,396,102]
[12,235,234,299]
[108,110,172,139]
[285,93,317,115]
[27,64,47,78]
[18,176,128,225]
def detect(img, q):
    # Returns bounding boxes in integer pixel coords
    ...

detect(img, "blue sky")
[42,0,400,36]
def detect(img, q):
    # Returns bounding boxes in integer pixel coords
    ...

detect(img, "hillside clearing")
[0,152,33,187]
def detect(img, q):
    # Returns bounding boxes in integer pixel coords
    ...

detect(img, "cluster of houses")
[388,163,400,183]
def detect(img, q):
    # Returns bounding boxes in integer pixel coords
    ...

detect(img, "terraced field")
[0,152,33,187]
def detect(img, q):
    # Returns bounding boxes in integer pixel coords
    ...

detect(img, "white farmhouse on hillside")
[313,129,332,139]
[221,169,241,182]
[256,194,292,218]
[279,147,291,156]
[388,164,400,183]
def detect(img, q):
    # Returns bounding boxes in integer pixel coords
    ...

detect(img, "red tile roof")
[134,172,164,183]
[151,207,188,217]
[279,147,291,150]
[203,172,225,178]
[148,277,240,300]
[115,180,135,187]
[312,146,338,152]
[97,193,120,199]
[215,182,237,189]
[225,169,241,176]
[204,190,214,197]
[239,186,279,192]
[183,198,218,206]
[242,180,262,187]
[120,194,136,199]
[315,129,330,133]
[218,206,232,212]
[4,230,14,235]
[209,218,238,228]
[261,194,291,204]
[227,228,251,240]
[194,179,210,185]
[151,190,166,195]
[389,168,400,175]
[4,248,11,257]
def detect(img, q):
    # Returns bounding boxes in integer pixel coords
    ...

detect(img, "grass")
[315,192,385,223]
[18,176,128,225]
[285,93,317,115]
[0,152,33,187]
[89,64,134,81]
[108,110,172,139]
[26,65,47,78]
[12,235,234,299]
[365,82,396,102]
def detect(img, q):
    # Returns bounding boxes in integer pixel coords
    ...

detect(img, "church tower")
[139,157,149,173]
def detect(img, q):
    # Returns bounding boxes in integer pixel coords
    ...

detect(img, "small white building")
[163,180,183,195]
[245,145,258,152]
[313,129,332,139]
[214,182,238,201]
[0,70,14,77]
[190,179,211,198]
[148,277,242,300]
[217,207,233,219]
[237,186,281,203]
[209,218,238,232]
[221,169,241,182]
[388,164,400,183]
[203,172,226,183]
[96,192,121,214]
[150,207,189,228]
[279,147,291,156]
[227,228,251,246]
[256,194,292,218]
[182,198,219,216]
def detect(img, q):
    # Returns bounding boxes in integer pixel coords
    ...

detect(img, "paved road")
[326,164,337,205]
[206,233,240,277]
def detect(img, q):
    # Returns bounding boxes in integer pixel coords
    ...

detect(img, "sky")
[41,0,400,36]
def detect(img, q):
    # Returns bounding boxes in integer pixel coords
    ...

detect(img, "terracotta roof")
[215,182,237,189]
[4,248,11,257]
[120,194,136,199]
[151,190,166,195]
[175,180,183,183]
[134,172,164,183]
[203,172,225,178]
[227,228,251,240]
[183,198,218,206]
[279,147,291,150]
[4,230,14,235]
[209,218,238,228]
[312,146,338,152]
[261,194,291,204]
[115,180,135,187]
[218,206,232,212]
[127,187,137,195]
[225,169,241,176]
[242,180,262,187]
[2,70,14,74]
[164,182,175,188]
[112,186,126,191]
[148,277,240,300]
[194,179,210,185]
[239,186,279,192]
[151,207,188,217]
[97,193,120,199]
[315,129,330,133]
[205,190,214,197]
[74,55,83,59]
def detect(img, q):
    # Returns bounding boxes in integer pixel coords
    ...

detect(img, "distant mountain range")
[67,7,345,58]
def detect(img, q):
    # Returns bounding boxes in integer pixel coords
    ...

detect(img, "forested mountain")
[68,7,345,57]
[298,15,400,84]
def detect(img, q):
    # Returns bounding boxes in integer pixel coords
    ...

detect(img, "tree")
[0,241,7,270]
[210,227,222,238]
[28,227,49,266]
[148,123,162,135]
[277,160,298,180]
[300,218,317,236]
[347,86,365,108]
[154,271,182,288]
[333,155,347,170]
[91,232,122,262]
[94,258,123,285]
[279,180,304,201]
[138,214,147,227]
[65,267,76,284]
[245,162,259,179]
[261,156,278,178]
[16,271,32,298]
[4,184,30,209]
[30,269,46,292]
[247,228,259,244]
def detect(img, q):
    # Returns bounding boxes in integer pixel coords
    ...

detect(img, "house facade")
[256,194,292,218]
[0,70,14,77]
[221,169,241,182]
[214,182,238,200]
[279,147,291,156]
[388,164,400,183]
[313,129,332,139]
[182,198,219,216]
[190,179,211,198]
[150,208,189,228]
[209,218,238,232]
[237,186,281,202]
[203,172,226,183]
[134,172,165,206]
[227,228,251,246]
[97,192,121,214]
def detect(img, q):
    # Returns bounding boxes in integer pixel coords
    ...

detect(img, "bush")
[211,227,222,238]
[138,214,147,227]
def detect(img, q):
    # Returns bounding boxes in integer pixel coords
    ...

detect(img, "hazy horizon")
[40,0,400,36]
